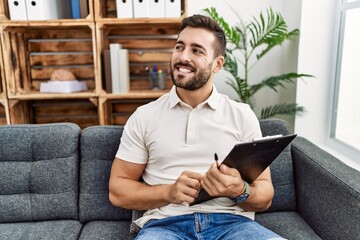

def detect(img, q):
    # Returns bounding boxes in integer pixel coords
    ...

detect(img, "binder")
[149,0,165,18]
[71,0,81,19]
[116,0,134,18]
[190,134,297,206]
[164,0,181,18]
[110,43,122,93]
[118,49,130,94]
[79,0,89,18]
[25,0,72,20]
[133,0,149,18]
[102,49,112,93]
[8,0,28,20]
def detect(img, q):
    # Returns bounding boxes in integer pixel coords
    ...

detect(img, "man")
[109,14,284,240]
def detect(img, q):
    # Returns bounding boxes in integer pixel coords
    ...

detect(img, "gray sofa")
[0,120,359,240]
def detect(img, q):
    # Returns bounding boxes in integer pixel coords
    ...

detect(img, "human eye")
[175,44,184,51]
[193,48,204,55]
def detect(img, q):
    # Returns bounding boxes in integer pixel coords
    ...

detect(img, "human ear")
[213,56,224,73]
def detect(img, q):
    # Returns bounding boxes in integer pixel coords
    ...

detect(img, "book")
[40,80,87,93]
[102,49,112,93]
[79,0,88,18]
[71,0,81,19]
[190,134,297,206]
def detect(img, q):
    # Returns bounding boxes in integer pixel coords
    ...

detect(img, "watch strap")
[231,180,250,204]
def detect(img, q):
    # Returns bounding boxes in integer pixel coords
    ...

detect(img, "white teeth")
[178,67,192,73]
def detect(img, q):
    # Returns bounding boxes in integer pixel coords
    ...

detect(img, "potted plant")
[204,7,313,119]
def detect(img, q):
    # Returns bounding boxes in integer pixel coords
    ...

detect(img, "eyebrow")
[176,40,207,53]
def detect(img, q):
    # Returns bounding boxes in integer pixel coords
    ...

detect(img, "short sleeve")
[115,109,148,164]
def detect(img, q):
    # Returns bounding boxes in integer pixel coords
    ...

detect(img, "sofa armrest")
[291,137,360,240]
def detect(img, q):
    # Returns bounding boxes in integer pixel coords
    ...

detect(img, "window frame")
[329,0,360,162]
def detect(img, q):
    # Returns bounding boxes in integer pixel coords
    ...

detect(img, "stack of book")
[103,43,130,94]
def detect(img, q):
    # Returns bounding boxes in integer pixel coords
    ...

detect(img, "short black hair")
[178,14,226,58]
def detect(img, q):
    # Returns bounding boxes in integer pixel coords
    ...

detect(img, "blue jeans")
[135,213,285,240]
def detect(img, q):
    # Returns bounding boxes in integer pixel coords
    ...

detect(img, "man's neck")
[176,85,213,108]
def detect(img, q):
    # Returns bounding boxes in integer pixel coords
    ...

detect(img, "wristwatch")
[231,180,250,204]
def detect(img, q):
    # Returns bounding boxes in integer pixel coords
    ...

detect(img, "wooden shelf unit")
[8,98,99,127]
[96,21,179,94]
[0,0,187,128]
[2,24,98,98]
[0,36,10,125]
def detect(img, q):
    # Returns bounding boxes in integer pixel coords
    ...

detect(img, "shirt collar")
[168,85,220,110]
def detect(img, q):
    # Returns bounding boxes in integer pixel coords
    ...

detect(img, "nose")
[178,48,191,63]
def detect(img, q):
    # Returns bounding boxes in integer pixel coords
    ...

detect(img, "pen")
[214,153,219,169]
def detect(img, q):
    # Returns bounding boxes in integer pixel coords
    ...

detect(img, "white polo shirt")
[116,86,262,228]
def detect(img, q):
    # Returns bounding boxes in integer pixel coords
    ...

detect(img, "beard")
[170,61,213,91]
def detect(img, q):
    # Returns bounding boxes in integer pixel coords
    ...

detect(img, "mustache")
[173,62,196,71]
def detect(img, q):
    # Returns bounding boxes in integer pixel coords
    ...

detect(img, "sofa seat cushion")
[0,220,82,240]
[255,211,321,240]
[79,221,137,240]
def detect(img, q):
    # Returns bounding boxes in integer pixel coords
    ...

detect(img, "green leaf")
[260,103,305,119]
[203,7,241,46]
[250,73,314,95]
[248,8,292,59]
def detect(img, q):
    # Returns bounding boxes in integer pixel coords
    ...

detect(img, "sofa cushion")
[0,220,82,240]
[0,123,80,222]
[79,126,132,223]
[79,221,137,240]
[255,211,321,240]
[259,119,296,211]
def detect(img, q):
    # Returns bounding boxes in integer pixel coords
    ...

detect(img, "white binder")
[149,0,165,18]
[133,0,149,18]
[110,43,122,94]
[165,0,181,18]
[116,0,133,18]
[118,49,130,94]
[25,0,71,20]
[8,0,28,20]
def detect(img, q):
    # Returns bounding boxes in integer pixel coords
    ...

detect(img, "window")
[332,0,360,151]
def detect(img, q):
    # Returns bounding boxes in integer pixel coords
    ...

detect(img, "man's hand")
[168,171,202,204]
[201,163,245,198]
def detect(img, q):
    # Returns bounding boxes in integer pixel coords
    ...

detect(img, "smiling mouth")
[178,67,192,73]
[174,63,195,74]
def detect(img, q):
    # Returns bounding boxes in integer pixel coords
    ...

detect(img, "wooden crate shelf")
[9,98,99,128]
[0,34,5,98]
[1,24,98,98]
[0,36,8,125]
[0,0,187,126]
[0,99,9,125]
[96,21,179,93]
[99,97,158,125]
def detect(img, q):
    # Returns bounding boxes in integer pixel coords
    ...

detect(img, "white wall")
[295,0,360,170]
[295,0,338,143]
[187,0,302,130]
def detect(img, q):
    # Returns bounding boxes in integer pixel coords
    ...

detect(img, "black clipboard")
[190,134,297,206]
